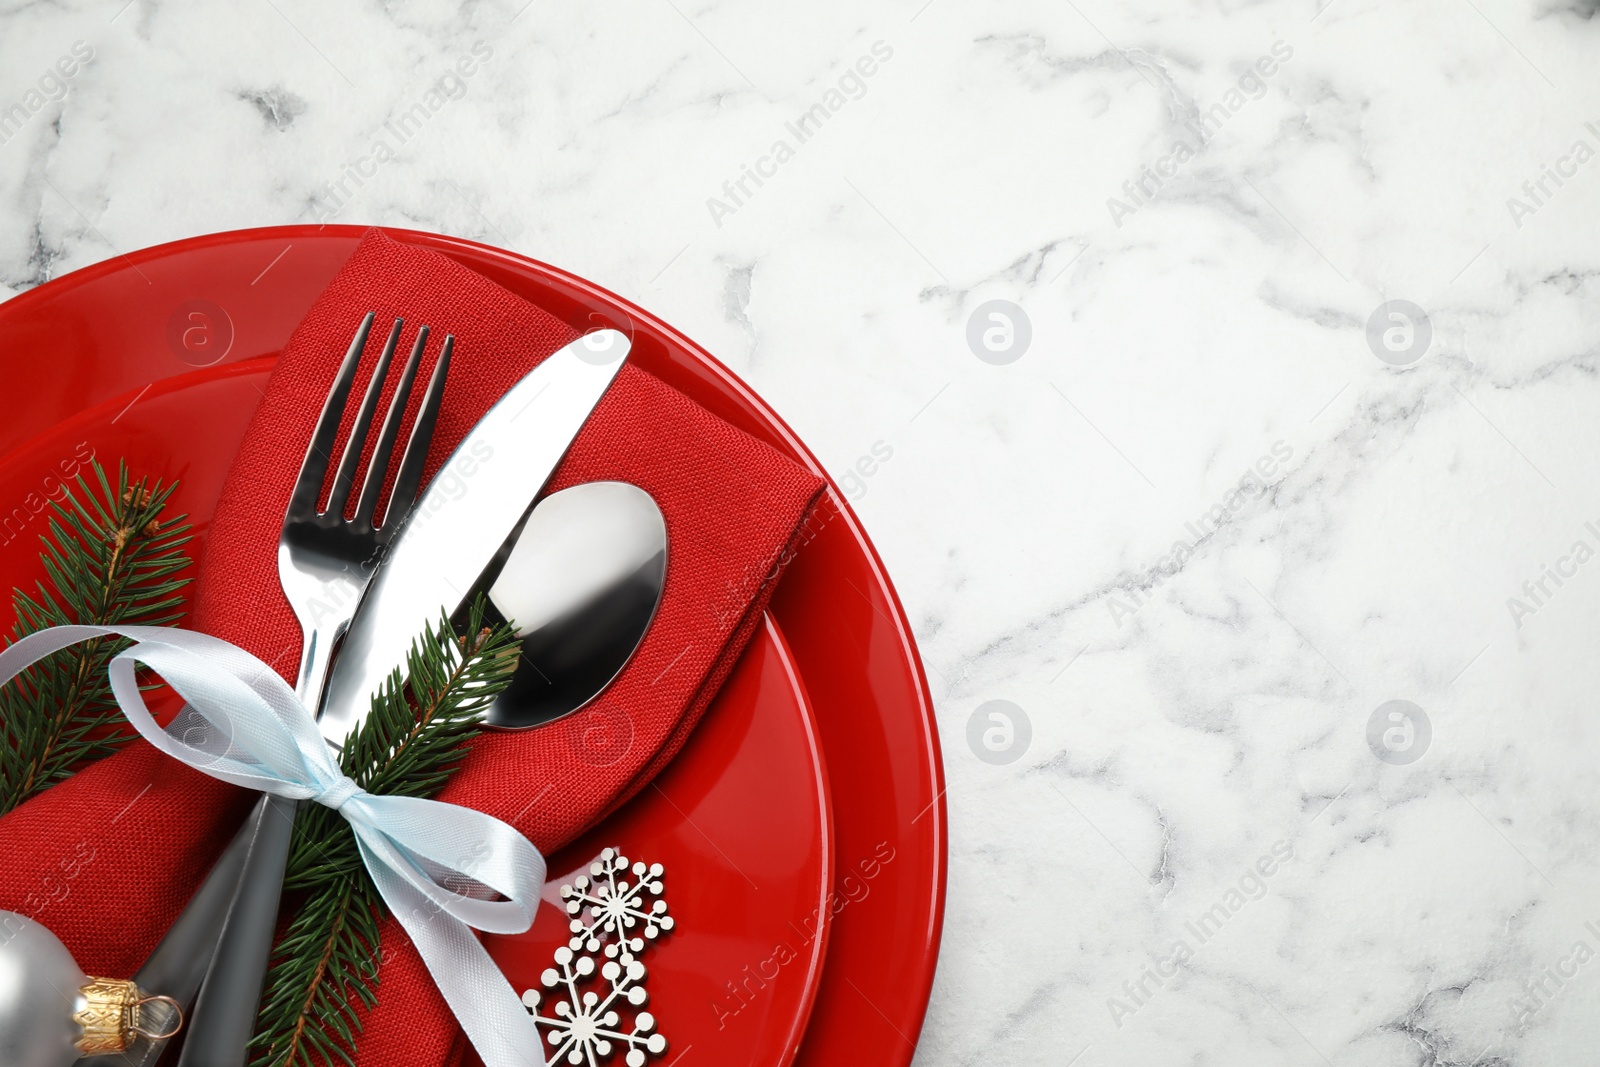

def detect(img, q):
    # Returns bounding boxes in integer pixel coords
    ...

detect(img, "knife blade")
[318,327,631,744]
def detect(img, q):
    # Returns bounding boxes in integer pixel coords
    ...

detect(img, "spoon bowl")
[482,481,667,729]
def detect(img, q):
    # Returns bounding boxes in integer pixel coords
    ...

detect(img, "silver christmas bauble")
[0,910,89,1067]
[0,911,176,1067]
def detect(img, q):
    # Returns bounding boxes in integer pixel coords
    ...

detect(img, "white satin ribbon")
[0,624,546,1067]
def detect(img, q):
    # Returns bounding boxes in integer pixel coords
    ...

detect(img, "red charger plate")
[0,226,946,1067]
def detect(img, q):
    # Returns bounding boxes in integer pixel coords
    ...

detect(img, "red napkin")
[0,230,825,1065]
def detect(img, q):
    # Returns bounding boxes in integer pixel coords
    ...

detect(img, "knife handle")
[176,792,300,1067]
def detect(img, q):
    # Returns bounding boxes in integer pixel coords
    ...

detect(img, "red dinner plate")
[0,365,832,1067]
[0,226,947,1067]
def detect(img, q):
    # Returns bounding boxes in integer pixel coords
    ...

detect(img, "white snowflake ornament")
[560,847,674,956]
[523,849,672,1065]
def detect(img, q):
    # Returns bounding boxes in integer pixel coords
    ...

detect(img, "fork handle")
[105,798,260,1067]
[176,792,300,1067]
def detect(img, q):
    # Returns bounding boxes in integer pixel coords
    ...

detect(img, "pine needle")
[0,460,192,815]
[251,597,520,1067]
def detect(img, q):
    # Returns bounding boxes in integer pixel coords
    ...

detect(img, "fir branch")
[0,460,192,815]
[252,598,521,1067]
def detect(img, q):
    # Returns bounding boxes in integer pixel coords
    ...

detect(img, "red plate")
[0,365,832,1067]
[0,226,947,1066]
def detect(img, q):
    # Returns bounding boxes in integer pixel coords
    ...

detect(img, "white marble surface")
[5,0,1600,1063]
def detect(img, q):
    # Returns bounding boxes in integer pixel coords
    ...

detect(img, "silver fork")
[174,311,452,1067]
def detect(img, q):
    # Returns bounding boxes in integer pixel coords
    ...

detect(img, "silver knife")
[153,327,631,1066]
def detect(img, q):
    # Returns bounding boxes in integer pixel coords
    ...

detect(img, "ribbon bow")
[0,624,547,1067]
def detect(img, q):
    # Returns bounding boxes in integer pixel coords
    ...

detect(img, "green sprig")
[0,460,192,815]
[251,597,520,1067]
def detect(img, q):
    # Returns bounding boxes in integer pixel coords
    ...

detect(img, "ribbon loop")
[0,624,547,1067]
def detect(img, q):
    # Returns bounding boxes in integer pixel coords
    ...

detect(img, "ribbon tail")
[362,839,546,1067]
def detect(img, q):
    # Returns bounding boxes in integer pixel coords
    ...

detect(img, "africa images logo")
[705,41,895,228]
[1105,40,1293,227]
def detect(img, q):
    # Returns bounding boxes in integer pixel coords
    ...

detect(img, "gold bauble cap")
[74,976,183,1054]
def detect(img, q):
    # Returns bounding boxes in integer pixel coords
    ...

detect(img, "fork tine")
[353,325,428,528]
[287,312,374,520]
[383,333,452,531]
[325,318,403,518]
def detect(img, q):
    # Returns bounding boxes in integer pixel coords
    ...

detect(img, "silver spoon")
[479,480,667,729]
[124,480,666,1064]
